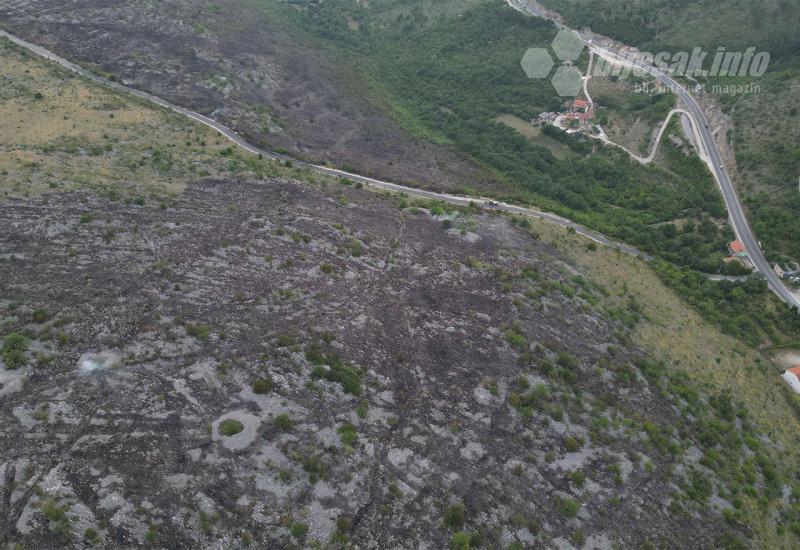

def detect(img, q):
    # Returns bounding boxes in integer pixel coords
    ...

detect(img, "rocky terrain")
[0,7,797,549]
[1,176,755,548]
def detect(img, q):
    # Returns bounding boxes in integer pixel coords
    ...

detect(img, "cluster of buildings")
[725,241,800,284]
[771,263,800,284]
[536,98,595,130]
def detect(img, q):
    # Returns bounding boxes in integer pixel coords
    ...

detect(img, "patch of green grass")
[218,419,244,436]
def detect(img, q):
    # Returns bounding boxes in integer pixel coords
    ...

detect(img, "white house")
[782,367,800,394]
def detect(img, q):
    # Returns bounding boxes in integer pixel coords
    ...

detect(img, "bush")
[218,419,244,436]
[504,329,526,350]
[251,377,273,395]
[310,358,364,396]
[84,527,100,545]
[356,400,369,419]
[32,309,49,323]
[289,521,308,538]
[450,532,471,550]
[274,413,294,431]
[442,503,466,529]
[338,423,358,446]
[564,435,581,452]
[557,496,580,518]
[185,323,211,342]
[2,333,28,370]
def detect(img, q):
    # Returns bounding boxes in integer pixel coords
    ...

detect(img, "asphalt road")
[506,0,799,309]
[589,46,800,309]
[0,29,650,261]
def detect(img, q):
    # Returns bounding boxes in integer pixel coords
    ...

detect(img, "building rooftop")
[728,240,746,253]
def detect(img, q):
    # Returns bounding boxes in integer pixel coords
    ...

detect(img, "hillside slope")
[0,0,744,275]
[1,34,800,549]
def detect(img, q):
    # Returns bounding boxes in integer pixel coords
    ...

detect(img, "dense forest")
[258,0,800,344]
[262,0,735,272]
[540,0,800,69]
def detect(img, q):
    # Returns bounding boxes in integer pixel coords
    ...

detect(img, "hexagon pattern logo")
[520,48,554,79]
[520,30,586,97]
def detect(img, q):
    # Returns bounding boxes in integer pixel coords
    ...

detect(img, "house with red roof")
[728,240,747,257]
[571,99,590,113]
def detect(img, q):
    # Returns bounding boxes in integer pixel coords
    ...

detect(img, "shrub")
[504,329,526,350]
[185,323,211,342]
[310,358,364,396]
[348,239,363,257]
[442,503,465,529]
[276,334,296,347]
[32,309,49,323]
[274,413,294,431]
[450,532,471,550]
[564,435,581,452]
[2,333,28,370]
[338,423,358,446]
[40,499,70,535]
[570,530,585,547]
[145,524,157,543]
[251,377,273,395]
[304,343,326,365]
[557,496,580,518]
[556,351,577,368]
[84,527,100,545]
[218,419,244,436]
[290,521,307,538]
[356,400,369,419]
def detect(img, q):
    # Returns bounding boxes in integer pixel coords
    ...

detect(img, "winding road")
[0,28,650,260]
[507,0,800,310]
[590,108,693,165]
[3,20,787,301]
